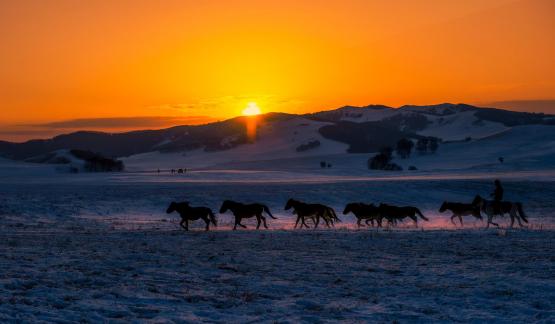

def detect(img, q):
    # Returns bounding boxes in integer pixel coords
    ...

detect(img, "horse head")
[438,201,447,213]
[343,203,357,215]
[219,200,233,213]
[284,198,296,211]
[166,201,177,214]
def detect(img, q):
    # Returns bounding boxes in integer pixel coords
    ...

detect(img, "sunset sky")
[1,0,554,141]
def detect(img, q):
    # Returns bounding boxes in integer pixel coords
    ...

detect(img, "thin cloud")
[30,116,217,129]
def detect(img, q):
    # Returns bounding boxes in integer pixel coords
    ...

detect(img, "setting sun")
[242,102,262,116]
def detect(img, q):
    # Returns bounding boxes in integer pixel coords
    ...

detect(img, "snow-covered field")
[2,229,554,322]
[1,117,554,323]
[0,165,554,322]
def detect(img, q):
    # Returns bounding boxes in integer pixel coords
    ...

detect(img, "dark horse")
[439,201,482,227]
[284,198,339,229]
[472,195,528,229]
[219,200,277,230]
[166,202,217,231]
[343,202,383,227]
[378,203,429,227]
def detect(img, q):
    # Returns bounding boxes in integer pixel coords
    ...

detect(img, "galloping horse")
[284,198,339,229]
[378,203,429,227]
[219,200,276,230]
[472,195,528,229]
[166,202,217,231]
[343,203,383,227]
[439,201,482,227]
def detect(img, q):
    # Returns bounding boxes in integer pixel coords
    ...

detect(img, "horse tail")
[208,209,218,226]
[263,205,277,219]
[415,208,429,221]
[516,203,528,223]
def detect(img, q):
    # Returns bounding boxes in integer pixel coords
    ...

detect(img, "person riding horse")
[491,179,504,214]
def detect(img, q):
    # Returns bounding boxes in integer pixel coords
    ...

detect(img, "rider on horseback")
[490,179,504,214]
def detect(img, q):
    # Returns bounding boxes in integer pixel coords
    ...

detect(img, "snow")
[0,123,554,321]
[120,125,553,176]
[123,117,348,171]
[1,230,553,322]
[417,111,508,141]
[338,106,399,122]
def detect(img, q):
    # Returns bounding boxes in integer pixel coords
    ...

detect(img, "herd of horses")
[166,195,529,231]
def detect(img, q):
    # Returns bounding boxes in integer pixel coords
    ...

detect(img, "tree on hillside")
[416,138,429,154]
[380,146,393,159]
[396,138,414,159]
[428,137,439,153]
[368,147,403,171]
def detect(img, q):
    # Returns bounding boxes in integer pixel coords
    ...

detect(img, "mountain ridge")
[0,104,552,160]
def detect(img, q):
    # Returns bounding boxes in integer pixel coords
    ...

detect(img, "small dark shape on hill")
[368,146,402,171]
[396,138,414,159]
[296,140,321,152]
[70,149,124,172]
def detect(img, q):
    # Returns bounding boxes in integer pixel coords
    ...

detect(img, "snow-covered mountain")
[0,104,552,171]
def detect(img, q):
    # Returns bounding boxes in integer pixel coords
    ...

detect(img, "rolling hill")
[0,104,552,169]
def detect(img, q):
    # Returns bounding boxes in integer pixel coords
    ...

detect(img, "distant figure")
[285,198,339,229]
[166,202,217,231]
[171,169,175,174]
[177,168,184,174]
[492,179,504,201]
[472,195,528,229]
[343,202,383,227]
[157,169,160,174]
[439,201,482,227]
[378,203,429,228]
[219,200,277,230]
[491,179,504,214]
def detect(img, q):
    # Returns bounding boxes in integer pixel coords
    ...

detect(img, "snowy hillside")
[123,117,348,171]
[1,104,552,172]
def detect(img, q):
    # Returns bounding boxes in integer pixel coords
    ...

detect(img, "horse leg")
[357,218,363,227]
[184,219,189,231]
[233,217,239,230]
[180,219,187,231]
[314,215,320,229]
[256,215,261,229]
[516,213,525,227]
[204,217,210,231]
[458,215,463,227]
[261,215,268,229]
[294,216,301,229]
[510,212,515,229]
[302,217,311,229]
[450,214,457,225]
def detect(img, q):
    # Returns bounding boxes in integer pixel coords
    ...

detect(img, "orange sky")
[1,0,554,141]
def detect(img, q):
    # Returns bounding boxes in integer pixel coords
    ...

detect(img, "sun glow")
[242,102,262,116]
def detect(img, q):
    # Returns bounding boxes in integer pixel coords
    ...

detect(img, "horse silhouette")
[284,198,339,229]
[378,203,428,227]
[343,202,383,227]
[439,201,482,227]
[219,200,276,230]
[472,195,528,228]
[166,201,217,231]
